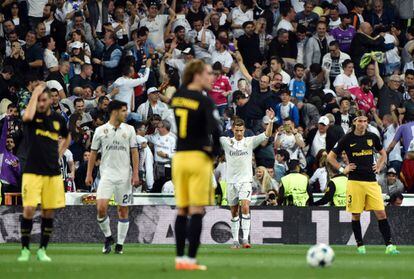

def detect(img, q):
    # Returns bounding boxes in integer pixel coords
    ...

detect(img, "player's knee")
[241,205,249,215]
[23,206,36,219]
[351,213,361,221]
[117,206,129,219]
[97,205,108,218]
[375,210,387,220]
[41,209,55,219]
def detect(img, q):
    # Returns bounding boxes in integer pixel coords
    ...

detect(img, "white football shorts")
[97,177,133,206]
[227,182,252,206]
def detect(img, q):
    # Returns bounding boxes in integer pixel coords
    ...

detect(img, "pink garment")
[208,75,232,106]
[349,87,376,113]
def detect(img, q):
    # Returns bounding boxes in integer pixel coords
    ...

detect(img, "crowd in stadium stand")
[1,0,414,206]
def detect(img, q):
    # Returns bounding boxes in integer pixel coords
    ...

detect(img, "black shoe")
[102,236,114,254]
[115,244,123,254]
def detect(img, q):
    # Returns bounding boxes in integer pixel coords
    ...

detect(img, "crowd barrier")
[1,206,413,244]
[65,193,414,206]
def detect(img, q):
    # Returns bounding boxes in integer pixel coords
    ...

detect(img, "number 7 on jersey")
[175,108,188,139]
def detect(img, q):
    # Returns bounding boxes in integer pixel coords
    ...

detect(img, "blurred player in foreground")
[18,83,70,262]
[86,100,139,254]
[220,110,275,249]
[171,59,221,271]
[327,112,399,255]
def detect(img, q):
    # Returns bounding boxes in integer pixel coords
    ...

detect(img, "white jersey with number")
[220,133,268,183]
[91,122,138,181]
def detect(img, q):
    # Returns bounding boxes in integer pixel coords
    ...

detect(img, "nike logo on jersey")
[350,143,356,147]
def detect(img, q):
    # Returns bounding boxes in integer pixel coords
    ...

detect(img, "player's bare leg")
[351,213,366,254]
[240,200,251,248]
[115,206,129,254]
[374,210,399,255]
[230,205,240,249]
[97,199,113,254]
[18,206,36,262]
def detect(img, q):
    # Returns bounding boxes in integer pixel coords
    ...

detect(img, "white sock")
[231,217,240,243]
[117,219,130,245]
[97,216,112,238]
[241,214,251,241]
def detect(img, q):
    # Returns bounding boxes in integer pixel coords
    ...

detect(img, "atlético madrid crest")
[367,139,373,146]
[53,121,60,131]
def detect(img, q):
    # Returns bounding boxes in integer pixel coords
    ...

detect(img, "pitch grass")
[1,244,413,279]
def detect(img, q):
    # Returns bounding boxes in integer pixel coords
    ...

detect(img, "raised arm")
[234,47,253,83]
[22,83,46,122]
[374,60,384,89]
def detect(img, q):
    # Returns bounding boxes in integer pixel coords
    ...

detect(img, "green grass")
[1,244,413,279]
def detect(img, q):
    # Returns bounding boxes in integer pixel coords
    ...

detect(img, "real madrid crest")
[367,139,373,146]
[53,121,60,131]
[122,133,127,139]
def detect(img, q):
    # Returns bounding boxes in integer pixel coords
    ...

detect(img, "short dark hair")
[277,149,290,162]
[212,61,223,71]
[108,100,127,114]
[41,35,53,49]
[7,103,17,110]
[329,40,340,48]
[270,56,283,65]
[405,69,414,77]
[360,76,372,86]
[288,159,300,172]
[342,59,353,69]
[98,96,109,104]
[2,65,14,74]
[24,74,39,86]
[242,21,254,29]
[277,28,289,37]
[174,25,185,33]
[296,24,307,34]
[138,26,149,37]
[232,90,247,103]
[122,65,134,76]
[233,118,245,127]
[281,5,293,17]
[339,97,351,105]
[81,63,92,72]
[294,63,305,71]
[45,3,57,13]
[74,98,84,106]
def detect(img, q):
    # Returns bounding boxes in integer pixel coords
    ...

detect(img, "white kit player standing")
[86,100,139,254]
[220,109,275,248]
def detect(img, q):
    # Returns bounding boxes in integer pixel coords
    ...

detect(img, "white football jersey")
[220,133,267,183]
[91,122,138,181]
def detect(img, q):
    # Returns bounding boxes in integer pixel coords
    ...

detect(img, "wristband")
[338,166,345,174]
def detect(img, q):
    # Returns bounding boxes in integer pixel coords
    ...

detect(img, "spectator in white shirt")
[277,5,296,32]
[135,124,154,192]
[210,38,233,73]
[139,1,176,51]
[172,4,192,33]
[187,19,216,62]
[147,119,176,193]
[230,0,254,38]
[164,47,195,80]
[42,35,59,74]
[27,0,48,30]
[333,59,358,97]
[110,59,152,112]
[137,87,169,121]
